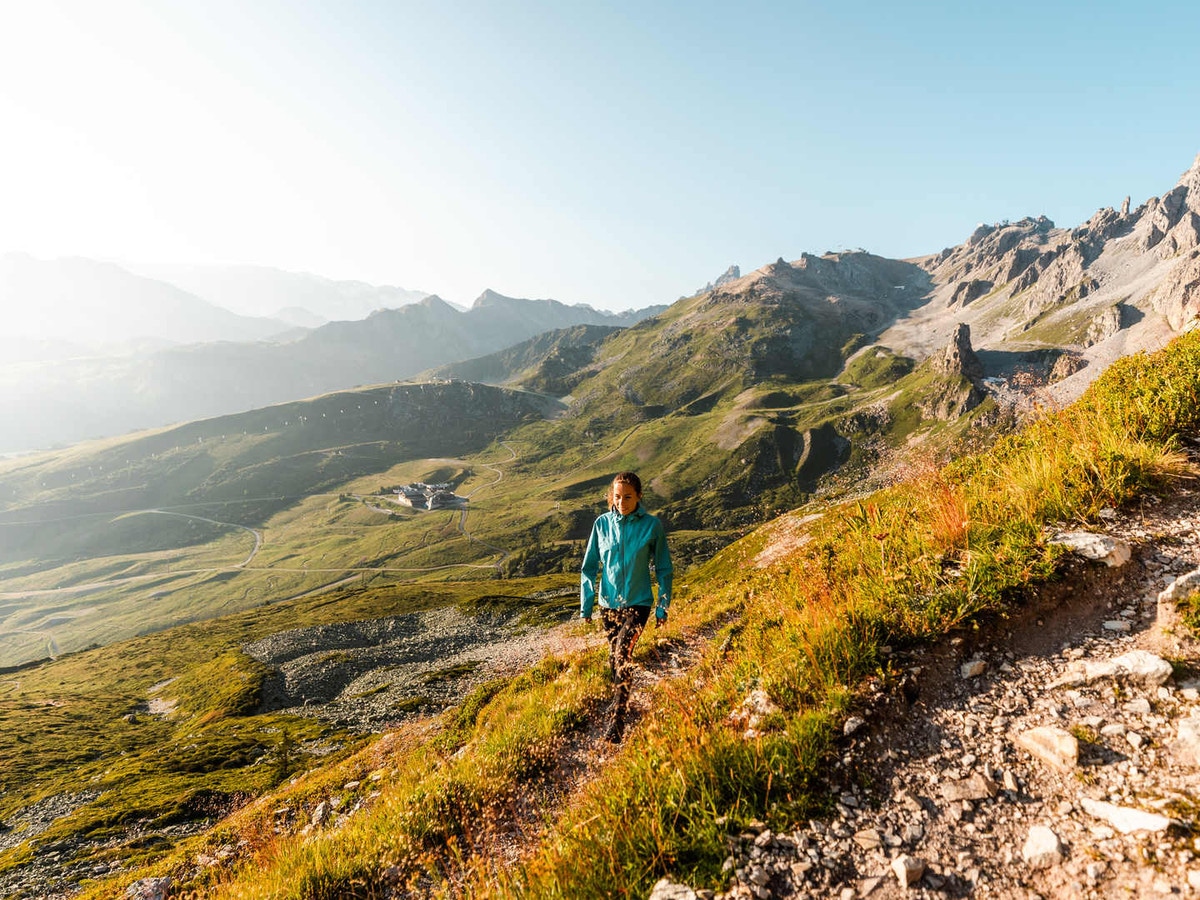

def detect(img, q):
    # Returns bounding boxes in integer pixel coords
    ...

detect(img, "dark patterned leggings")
[601,605,651,718]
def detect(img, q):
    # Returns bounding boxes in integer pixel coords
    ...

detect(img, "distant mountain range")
[0,287,665,453]
[0,256,436,357]
[119,262,432,325]
[0,253,292,351]
[5,152,1200,474]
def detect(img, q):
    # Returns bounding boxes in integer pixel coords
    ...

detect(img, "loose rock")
[891,854,926,888]
[1015,726,1079,772]
[1052,649,1174,688]
[939,773,998,802]
[1049,531,1132,567]
[1021,825,1065,869]
[125,878,173,900]
[1171,714,1200,766]
[1079,798,1173,834]
[648,879,698,900]
[961,659,987,678]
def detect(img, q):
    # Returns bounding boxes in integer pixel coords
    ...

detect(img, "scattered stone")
[891,854,926,888]
[1170,715,1200,767]
[1049,531,1132,567]
[853,828,882,850]
[1159,568,1200,603]
[1021,825,1065,869]
[844,716,866,736]
[1052,650,1176,688]
[961,659,987,678]
[648,878,698,900]
[125,878,173,900]
[1104,620,1133,632]
[940,773,998,802]
[1079,798,1173,834]
[729,689,781,738]
[1124,698,1153,716]
[310,801,331,828]
[1015,726,1079,772]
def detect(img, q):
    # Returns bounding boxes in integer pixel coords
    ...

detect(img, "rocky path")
[656,487,1200,900]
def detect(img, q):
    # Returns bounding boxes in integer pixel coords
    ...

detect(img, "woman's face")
[611,480,640,516]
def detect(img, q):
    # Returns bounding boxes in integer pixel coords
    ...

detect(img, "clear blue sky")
[2,0,1199,311]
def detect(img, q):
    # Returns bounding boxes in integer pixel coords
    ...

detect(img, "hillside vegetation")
[0,382,563,666]
[0,573,578,894]
[70,329,1200,899]
[0,252,986,672]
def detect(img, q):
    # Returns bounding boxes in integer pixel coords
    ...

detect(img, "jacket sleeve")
[580,520,601,618]
[653,517,673,614]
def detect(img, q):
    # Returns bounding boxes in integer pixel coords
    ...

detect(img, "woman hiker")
[580,471,673,742]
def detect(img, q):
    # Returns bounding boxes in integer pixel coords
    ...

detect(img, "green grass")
[80,320,1200,900]
[0,573,576,883]
[839,345,915,389]
[1,297,1018,672]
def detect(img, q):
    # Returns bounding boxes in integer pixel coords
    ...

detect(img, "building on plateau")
[392,482,467,510]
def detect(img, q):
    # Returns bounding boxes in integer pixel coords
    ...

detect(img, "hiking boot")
[603,712,625,743]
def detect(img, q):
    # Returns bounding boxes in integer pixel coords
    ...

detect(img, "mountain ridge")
[119,261,432,324]
[0,253,293,348]
[0,292,663,453]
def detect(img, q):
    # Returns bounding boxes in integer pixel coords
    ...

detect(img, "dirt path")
[692,481,1200,899]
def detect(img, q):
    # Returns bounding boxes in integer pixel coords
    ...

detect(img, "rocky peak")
[1180,152,1200,193]
[695,264,742,295]
[932,323,984,381]
[413,294,460,314]
[471,289,513,308]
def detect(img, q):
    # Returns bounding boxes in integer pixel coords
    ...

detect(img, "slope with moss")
[0,572,579,897]
[70,315,1200,900]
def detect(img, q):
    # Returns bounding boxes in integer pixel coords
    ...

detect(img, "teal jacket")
[580,505,673,619]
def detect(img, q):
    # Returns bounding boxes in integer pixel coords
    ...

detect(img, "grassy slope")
[0,361,869,665]
[0,573,576,880]
[77,331,1200,899]
[1,259,970,670]
[0,383,562,665]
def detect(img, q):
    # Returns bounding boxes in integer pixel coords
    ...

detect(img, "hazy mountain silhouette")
[0,253,291,348]
[121,261,431,324]
[0,290,664,453]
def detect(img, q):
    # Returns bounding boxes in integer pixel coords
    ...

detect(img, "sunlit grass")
[104,330,1200,900]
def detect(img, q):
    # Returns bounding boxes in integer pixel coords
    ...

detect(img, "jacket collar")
[611,505,645,522]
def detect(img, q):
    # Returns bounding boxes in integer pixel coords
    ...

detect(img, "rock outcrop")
[1152,250,1200,331]
[919,324,985,420]
[693,265,744,297]
[931,323,984,381]
[1083,303,1125,346]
